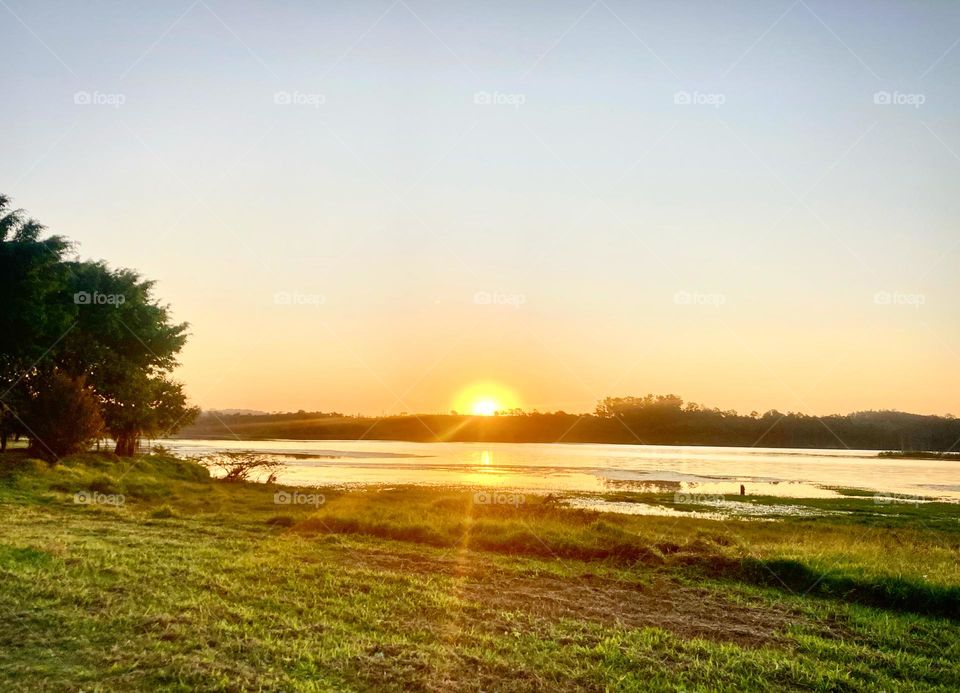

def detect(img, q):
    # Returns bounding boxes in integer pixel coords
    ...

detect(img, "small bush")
[200,453,280,482]
[21,373,104,462]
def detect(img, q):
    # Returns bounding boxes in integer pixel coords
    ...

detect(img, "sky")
[2,0,959,417]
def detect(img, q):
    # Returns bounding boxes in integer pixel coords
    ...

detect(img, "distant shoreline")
[166,433,958,458]
[169,432,880,450]
[175,406,960,452]
[878,451,960,461]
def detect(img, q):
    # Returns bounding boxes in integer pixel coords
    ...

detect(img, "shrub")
[201,452,280,482]
[21,373,104,462]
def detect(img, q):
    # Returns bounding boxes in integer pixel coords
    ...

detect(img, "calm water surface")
[162,439,960,501]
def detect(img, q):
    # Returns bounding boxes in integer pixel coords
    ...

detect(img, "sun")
[452,382,520,416]
[471,398,500,416]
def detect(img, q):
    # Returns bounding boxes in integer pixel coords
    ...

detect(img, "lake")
[161,439,960,501]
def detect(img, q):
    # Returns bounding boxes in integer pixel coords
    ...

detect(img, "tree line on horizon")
[0,195,197,459]
[187,394,960,452]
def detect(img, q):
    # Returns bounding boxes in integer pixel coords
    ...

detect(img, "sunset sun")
[452,382,519,417]
[471,399,500,416]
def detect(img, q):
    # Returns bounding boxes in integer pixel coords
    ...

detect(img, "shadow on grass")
[728,557,960,621]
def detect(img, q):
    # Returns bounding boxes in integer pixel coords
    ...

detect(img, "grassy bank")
[1,452,958,691]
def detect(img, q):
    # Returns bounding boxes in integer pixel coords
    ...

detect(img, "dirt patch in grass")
[339,547,798,648]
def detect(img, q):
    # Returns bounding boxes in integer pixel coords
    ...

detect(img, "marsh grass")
[0,451,958,691]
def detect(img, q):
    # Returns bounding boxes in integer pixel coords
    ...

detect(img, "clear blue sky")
[3,0,959,415]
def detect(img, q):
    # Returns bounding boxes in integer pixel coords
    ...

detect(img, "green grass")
[0,451,958,691]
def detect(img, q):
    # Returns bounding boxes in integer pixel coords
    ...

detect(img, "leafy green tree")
[59,261,199,455]
[0,194,198,457]
[100,371,198,456]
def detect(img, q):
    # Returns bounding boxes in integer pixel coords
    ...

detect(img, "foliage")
[0,194,73,452]
[0,194,72,364]
[19,372,104,462]
[0,194,197,458]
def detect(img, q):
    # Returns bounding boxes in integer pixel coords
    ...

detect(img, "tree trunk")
[114,433,139,457]
[1,430,7,452]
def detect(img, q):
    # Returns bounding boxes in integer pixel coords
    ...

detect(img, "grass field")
[0,451,958,691]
